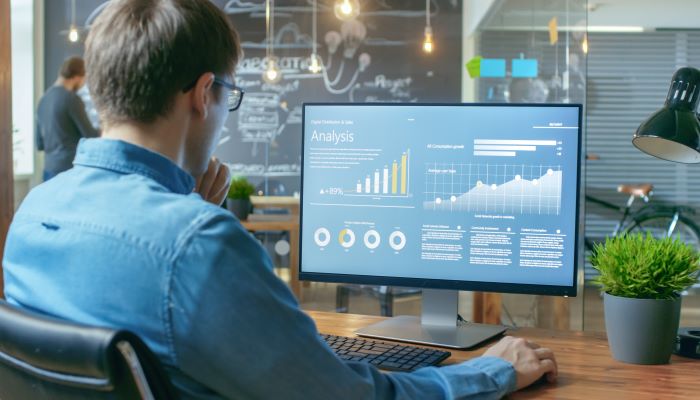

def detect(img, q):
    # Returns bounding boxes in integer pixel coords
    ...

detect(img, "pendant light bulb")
[262,0,282,83]
[309,54,323,74]
[68,25,79,43]
[334,0,359,21]
[309,0,322,74]
[263,58,282,84]
[340,0,352,15]
[422,26,434,53]
[68,0,79,43]
[582,33,589,54]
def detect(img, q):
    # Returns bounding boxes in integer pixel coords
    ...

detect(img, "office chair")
[0,300,178,399]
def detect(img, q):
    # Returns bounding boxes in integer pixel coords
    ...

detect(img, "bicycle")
[584,154,700,251]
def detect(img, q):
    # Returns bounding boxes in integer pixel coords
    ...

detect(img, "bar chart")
[348,149,411,198]
[473,139,562,157]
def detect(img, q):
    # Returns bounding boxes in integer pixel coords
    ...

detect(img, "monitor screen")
[300,103,582,296]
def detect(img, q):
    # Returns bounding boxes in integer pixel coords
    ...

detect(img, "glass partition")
[466,0,588,331]
[11,0,35,176]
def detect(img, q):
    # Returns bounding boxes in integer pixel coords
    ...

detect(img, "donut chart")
[314,228,331,247]
[338,228,356,248]
[313,227,405,251]
[389,230,406,251]
[363,230,381,249]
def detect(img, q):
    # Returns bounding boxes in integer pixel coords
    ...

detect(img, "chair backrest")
[0,300,178,400]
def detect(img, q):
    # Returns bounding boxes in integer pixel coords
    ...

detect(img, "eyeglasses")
[182,76,245,112]
[213,77,245,112]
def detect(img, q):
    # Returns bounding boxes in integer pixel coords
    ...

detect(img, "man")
[36,56,100,181]
[3,1,557,399]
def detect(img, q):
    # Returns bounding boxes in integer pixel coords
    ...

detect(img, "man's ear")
[190,72,216,119]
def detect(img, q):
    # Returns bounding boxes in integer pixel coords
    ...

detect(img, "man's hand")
[194,157,231,206]
[484,336,558,390]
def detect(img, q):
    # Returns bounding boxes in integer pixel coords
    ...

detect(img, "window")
[11,0,35,176]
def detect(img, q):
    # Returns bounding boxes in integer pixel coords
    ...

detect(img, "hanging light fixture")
[308,55,323,74]
[264,59,282,83]
[334,0,359,21]
[68,26,79,43]
[422,0,433,53]
[263,0,282,84]
[308,0,322,73]
[581,33,589,54]
[68,0,79,43]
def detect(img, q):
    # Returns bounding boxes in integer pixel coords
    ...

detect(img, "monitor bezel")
[299,102,583,297]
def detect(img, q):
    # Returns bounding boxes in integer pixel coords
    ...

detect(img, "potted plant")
[226,176,256,220]
[591,233,699,364]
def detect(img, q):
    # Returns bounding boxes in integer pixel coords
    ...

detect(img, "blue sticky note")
[480,59,506,78]
[512,59,538,78]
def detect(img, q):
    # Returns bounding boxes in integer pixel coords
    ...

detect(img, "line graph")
[423,163,562,215]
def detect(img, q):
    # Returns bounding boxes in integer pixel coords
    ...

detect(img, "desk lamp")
[632,66,700,359]
[633,67,700,163]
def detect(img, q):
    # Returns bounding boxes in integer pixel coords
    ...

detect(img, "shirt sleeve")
[35,116,44,151]
[169,210,517,400]
[68,94,100,138]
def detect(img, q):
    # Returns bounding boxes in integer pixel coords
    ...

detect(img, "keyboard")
[321,334,451,372]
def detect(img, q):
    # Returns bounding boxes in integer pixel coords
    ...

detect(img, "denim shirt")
[3,138,516,399]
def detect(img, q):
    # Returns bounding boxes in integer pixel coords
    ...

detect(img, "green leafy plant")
[227,176,256,200]
[590,233,700,300]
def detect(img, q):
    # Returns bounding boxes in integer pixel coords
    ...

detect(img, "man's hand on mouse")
[484,336,558,390]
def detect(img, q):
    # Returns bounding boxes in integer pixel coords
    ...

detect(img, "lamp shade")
[632,67,700,163]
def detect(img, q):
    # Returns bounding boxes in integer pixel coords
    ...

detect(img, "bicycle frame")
[586,193,691,238]
[585,194,642,236]
[583,157,700,268]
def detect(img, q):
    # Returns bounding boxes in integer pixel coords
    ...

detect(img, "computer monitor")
[300,103,582,348]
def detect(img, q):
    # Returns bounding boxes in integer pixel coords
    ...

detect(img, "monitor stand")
[355,289,506,349]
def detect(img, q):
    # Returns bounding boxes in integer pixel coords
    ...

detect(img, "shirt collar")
[73,138,195,195]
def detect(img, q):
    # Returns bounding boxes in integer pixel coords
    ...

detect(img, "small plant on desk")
[226,176,256,220]
[591,233,700,364]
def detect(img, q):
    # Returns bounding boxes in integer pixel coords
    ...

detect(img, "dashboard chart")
[310,147,412,200]
[423,163,562,215]
[301,104,581,290]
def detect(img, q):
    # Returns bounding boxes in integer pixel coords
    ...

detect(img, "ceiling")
[477,0,700,32]
[587,0,700,30]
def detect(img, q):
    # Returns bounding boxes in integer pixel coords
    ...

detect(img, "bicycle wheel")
[625,213,700,250]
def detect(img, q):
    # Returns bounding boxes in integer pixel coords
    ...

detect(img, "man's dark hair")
[85,0,241,125]
[59,56,86,79]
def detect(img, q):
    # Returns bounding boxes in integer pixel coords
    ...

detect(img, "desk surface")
[250,195,299,212]
[240,218,298,231]
[308,311,699,400]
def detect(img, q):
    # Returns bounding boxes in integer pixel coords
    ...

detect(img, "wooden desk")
[308,311,699,399]
[241,218,300,298]
[249,195,299,215]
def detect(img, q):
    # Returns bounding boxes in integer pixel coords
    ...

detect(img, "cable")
[425,0,430,28]
[265,0,270,60]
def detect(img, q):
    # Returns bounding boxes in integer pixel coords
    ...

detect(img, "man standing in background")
[36,56,99,181]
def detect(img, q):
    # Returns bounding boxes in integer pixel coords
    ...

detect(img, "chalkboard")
[45,0,463,194]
